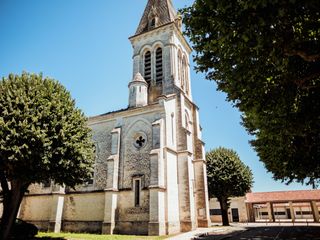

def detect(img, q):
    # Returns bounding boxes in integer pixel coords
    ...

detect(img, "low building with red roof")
[209,190,320,223]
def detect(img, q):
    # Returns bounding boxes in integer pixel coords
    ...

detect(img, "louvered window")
[156,48,163,84]
[144,51,151,84]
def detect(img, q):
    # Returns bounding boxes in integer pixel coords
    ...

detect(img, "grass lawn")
[36,232,169,240]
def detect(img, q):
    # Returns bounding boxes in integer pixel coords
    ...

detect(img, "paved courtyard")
[194,225,320,240]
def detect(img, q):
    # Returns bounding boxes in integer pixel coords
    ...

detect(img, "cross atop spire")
[135,0,177,35]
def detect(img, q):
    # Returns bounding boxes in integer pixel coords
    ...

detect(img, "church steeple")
[135,0,177,35]
[130,0,192,105]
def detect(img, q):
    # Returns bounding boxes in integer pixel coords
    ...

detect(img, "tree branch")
[284,49,320,62]
[294,71,320,89]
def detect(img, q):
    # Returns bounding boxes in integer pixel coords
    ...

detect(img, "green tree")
[181,0,320,186]
[206,147,253,226]
[0,73,95,240]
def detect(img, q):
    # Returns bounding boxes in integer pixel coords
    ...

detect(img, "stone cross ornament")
[133,132,147,149]
[136,136,145,147]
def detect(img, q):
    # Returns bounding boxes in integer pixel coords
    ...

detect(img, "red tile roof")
[246,190,320,203]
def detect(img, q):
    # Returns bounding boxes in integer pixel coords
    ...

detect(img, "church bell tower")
[129,0,193,105]
[128,0,211,234]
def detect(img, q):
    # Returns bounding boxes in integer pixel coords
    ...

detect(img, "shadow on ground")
[33,238,65,240]
[196,226,320,240]
[10,237,65,240]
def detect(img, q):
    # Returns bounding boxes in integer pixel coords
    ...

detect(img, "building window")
[144,51,151,84]
[185,111,191,131]
[150,18,156,28]
[178,52,189,95]
[171,113,174,145]
[210,209,222,215]
[135,136,146,148]
[302,211,312,215]
[148,6,158,30]
[274,211,286,216]
[155,47,163,84]
[184,57,190,95]
[111,132,119,155]
[178,51,183,89]
[181,57,186,90]
[296,211,313,215]
[261,212,269,216]
[182,56,187,92]
[152,122,161,149]
[134,179,141,207]
[133,132,147,149]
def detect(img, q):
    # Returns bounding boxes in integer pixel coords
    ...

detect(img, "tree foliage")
[0,73,95,239]
[206,147,253,225]
[181,0,320,186]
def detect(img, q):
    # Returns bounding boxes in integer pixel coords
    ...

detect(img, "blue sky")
[0,0,312,192]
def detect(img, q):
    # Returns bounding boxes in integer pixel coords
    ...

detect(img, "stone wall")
[19,195,52,222]
[91,120,115,190]
[63,192,105,222]
[19,195,54,231]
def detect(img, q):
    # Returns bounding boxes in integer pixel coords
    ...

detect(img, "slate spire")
[135,0,177,35]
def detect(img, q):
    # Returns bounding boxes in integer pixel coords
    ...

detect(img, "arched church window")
[155,47,163,84]
[134,179,141,207]
[186,72,190,95]
[182,56,188,94]
[171,113,175,145]
[181,55,187,91]
[185,110,191,131]
[178,51,184,90]
[144,51,151,84]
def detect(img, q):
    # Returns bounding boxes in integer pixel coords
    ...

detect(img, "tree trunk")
[218,197,230,226]
[0,180,28,240]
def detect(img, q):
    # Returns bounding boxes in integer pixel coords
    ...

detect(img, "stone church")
[17,0,211,236]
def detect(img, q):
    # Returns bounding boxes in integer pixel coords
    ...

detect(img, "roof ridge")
[247,189,319,194]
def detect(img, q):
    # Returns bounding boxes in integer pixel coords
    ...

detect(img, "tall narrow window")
[150,18,156,28]
[178,51,183,90]
[182,56,187,91]
[185,111,190,131]
[186,72,190,95]
[171,113,175,145]
[155,47,163,84]
[144,51,151,84]
[134,179,141,207]
[182,56,189,94]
